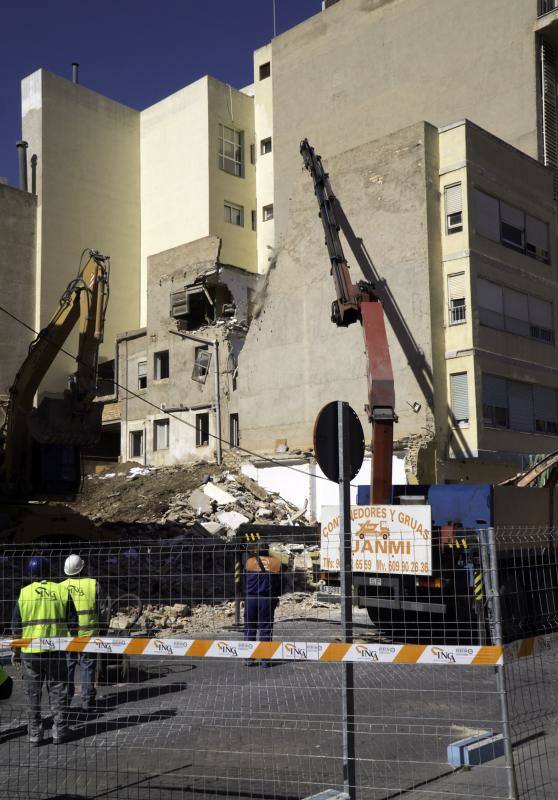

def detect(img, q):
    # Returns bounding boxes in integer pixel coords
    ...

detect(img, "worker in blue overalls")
[243,545,282,667]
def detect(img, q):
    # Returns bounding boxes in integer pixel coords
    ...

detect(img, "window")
[450,373,469,425]
[259,61,271,80]
[262,204,274,221]
[230,413,239,447]
[154,419,169,450]
[444,184,462,234]
[260,137,272,155]
[473,189,550,263]
[137,360,147,390]
[250,143,255,164]
[192,346,211,384]
[218,124,243,177]
[224,202,244,227]
[483,375,509,429]
[447,272,466,324]
[130,430,144,458]
[483,374,558,434]
[196,413,210,447]
[251,210,257,231]
[154,350,169,380]
[477,278,554,343]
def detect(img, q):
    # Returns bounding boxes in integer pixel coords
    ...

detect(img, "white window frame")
[450,372,469,427]
[153,419,169,451]
[224,202,244,227]
[154,350,169,380]
[218,124,244,177]
[129,429,144,458]
[260,137,272,155]
[196,413,210,447]
[444,183,463,235]
[262,204,274,222]
[137,360,147,390]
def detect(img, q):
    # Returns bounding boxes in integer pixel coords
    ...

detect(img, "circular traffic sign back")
[313,401,365,483]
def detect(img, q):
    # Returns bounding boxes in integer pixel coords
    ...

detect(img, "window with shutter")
[478,278,504,330]
[503,288,530,336]
[500,202,525,251]
[473,189,500,242]
[447,273,466,324]
[444,184,463,234]
[508,381,534,432]
[450,373,469,425]
[137,360,147,390]
[529,296,554,343]
[526,215,550,262]
[483,374,509,428]
[154,419,169,450]
[533,386,558,433]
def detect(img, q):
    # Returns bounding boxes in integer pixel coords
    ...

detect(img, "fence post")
[338,401,356,800]
[486,527,519,800]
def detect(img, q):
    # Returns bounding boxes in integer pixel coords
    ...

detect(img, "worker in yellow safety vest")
[12,556,74,745]
[62,554,102,714]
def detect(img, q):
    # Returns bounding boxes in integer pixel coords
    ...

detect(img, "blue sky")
[0,0,321,186]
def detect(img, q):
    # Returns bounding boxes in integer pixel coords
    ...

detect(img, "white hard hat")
[64,554,85,576]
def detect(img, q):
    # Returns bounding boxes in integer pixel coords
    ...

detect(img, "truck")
[300,140,558,645]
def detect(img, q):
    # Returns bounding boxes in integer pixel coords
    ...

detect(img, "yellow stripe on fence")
[2,637,504,665]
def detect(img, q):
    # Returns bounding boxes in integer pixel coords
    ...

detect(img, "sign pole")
[338,401,356,799]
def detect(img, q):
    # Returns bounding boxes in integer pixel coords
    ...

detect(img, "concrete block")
[203,482,236,506]
[199,521,227,537]
[189,489,213,515]
[447,730,493,767]
[464,734,505,766]
[217,510,250,531]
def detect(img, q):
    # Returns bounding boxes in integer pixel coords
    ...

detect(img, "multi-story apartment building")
[2,0,558,479]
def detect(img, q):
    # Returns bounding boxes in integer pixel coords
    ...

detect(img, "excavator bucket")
[27,395,103,447]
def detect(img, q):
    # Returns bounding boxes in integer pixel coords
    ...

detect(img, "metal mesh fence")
[0,528,555,799]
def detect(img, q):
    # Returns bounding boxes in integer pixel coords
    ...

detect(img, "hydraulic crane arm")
[3,250,110,496]
[300,139,395,504]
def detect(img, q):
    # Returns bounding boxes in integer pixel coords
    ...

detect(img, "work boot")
[28,726,43,747]
[52,728,73,745]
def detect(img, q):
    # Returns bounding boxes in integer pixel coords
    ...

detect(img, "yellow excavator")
[0,250,110,540]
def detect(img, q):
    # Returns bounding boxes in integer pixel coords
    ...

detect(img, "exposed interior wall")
[207,78,256,272]
[0,184,37,396]
[21,70,141,392]
[271,0,537,242]
[140,78,211,323]
[238,123,435,455]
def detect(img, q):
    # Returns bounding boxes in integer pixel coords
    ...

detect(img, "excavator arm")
[300,139,396,503]
[2,250,110,498]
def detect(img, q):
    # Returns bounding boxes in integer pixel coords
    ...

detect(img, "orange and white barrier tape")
[505,631,558,662]
[2,636,503,665]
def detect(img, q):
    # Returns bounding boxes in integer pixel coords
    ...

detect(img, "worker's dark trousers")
[67,652,97,708]
[21,653,68,736]
[244,595,275,641]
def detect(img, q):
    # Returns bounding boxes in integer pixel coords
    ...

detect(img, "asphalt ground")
[0,617,555,800]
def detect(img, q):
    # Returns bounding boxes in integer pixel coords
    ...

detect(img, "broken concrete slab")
[203,482,237,506]
[189,488,214,515]
[234,473,269,501]
[216,510,250,531]
[199,521,227,537]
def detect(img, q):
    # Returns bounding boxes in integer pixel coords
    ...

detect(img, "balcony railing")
[539,0,557,17]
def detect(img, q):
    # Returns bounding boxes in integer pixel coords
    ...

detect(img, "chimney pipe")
[30,154,37,195]
[16,141,28,192]
[72,62,79,84]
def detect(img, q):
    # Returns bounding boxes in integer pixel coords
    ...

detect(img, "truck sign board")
[321,505,432,576]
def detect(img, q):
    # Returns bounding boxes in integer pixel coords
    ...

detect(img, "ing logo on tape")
[284,643,307,659]
[153,639,173,655]
[92,638,112,653]
[430,646,456,663]
[216,641,238,657]
[355,645,379,660]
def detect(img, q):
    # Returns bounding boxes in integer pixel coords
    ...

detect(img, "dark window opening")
[230,413,239,447]
[259,62,271,80]
[250,144,255,164]
[130,430,144,458]
[251,210,257,231]
[196,413,210,447]
[154,350,169,380]
[263,204,274,221]
[483,404,509,429]
[138,360,147,390]
[501,221,524,251]
[260,137,272,155]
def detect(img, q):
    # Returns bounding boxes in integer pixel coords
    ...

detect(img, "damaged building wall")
[0,183,37,399]
[237,123,437,473]
[119,236,259,466]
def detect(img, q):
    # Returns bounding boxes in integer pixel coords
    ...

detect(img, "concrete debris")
[202,482,237,506]
[216,510,250,532]
[199,521,227,537]
[189,488,214,516]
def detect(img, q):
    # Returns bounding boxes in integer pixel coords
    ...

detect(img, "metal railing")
[539,0,557,17]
